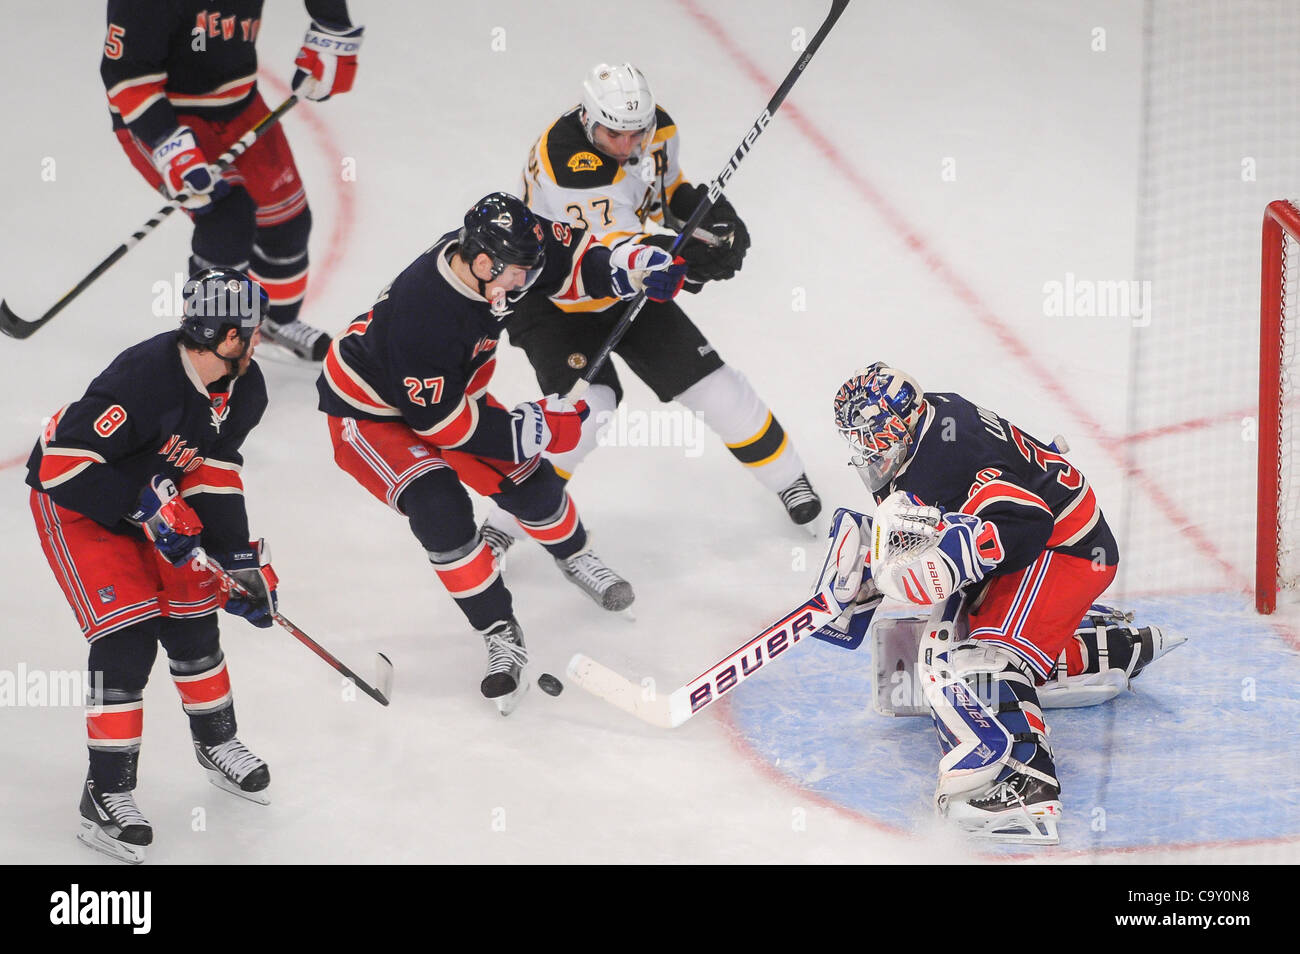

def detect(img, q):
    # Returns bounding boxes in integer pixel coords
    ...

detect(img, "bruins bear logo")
[567,352,588,370]
[567,152,603,172]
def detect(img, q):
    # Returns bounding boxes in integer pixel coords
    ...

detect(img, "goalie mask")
[833,363,927,492]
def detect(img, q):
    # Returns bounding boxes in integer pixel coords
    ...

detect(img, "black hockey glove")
[666,183,750,283]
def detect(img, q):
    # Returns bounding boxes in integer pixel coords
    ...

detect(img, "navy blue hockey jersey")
[27,331,267,553]
[100,0,352,147]
[317,219,619,462]
[880,392,1118,575]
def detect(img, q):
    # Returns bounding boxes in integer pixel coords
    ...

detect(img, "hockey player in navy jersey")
[100,0,363,362]
[811,363,1182,843]
[478,63,821,560]
[27,270,281,863]
[317,192,687,712]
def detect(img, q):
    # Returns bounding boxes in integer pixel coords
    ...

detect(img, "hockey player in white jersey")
[810,363,1185,843]
[480,63,821,560]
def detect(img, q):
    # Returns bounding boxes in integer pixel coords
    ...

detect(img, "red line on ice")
[674,0,1249,592]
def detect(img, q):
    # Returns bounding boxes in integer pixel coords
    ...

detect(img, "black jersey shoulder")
[541,107,623,189]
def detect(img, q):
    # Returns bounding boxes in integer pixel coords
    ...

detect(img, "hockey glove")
[666,183,751,283]
[871,491,1004,605]
[128,476,204,567]
[214,540,279,628]
[511,395,590,460]
[609,244,688,301]
[292,20,364,101]
[151,127,229,212]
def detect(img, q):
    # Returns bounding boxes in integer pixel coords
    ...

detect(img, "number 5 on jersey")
[404,377,444,407]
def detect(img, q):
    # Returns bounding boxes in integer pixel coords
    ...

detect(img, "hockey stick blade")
[569,585,840,729]
[0,299,45,339]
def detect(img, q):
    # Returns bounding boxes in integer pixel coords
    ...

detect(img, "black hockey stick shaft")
[194,548,392,706]
[565,0,851,400]
[0,95,299,340]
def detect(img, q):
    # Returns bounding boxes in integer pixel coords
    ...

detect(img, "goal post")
[1257,200,1300,614]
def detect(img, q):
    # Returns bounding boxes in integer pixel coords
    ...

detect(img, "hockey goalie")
[814,363,1185,844]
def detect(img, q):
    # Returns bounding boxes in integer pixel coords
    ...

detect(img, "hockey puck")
[538,672,564,696]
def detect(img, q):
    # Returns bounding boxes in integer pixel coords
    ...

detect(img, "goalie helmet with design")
[833,363,927,492]
[580,63,656,148]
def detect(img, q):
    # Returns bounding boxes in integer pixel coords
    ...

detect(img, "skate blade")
[620,606,637,623]
[78,822,146,865]
[948,804,1062,846]
[205,771,271,805]
[1149,626,1188,661]
[495,677,531,716]
[803,522,819,539]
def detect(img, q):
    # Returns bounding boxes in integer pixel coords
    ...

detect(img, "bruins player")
[481,63,821,559]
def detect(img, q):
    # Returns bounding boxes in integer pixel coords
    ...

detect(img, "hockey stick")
[567,581,840,728]
[192,547,393,707]
[0,95,300,340]
[565,0,851,401]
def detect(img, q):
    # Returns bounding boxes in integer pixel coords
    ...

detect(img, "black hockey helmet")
[179,267,267,349]
[457,193,546,280]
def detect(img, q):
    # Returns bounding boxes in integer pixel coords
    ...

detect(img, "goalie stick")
[193,547,393,707]
[0,95,299,340]
[566,0,851,401]
[567,582,841,728]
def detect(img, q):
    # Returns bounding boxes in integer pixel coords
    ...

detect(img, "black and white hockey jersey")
[100,0,353,146]
[520,105,686,314]
[316,219,620,461]
[27,330,267,552]
[879,392,1118,575]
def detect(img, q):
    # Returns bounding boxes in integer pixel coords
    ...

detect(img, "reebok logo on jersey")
[567,152,603,172]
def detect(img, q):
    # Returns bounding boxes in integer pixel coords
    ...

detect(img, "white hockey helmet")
[580,63,656,141]
[833,363,927,492]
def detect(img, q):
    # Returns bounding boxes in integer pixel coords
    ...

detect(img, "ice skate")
[78,777,152,865]
[480,617,529,715]
[556,548,635,612]
[260,318,331,362]
[479,519,517,570]
[940,772,1062,845]
[778,473,822,533]
[195,738,271,804]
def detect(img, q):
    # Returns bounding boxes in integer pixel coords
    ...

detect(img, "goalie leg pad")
[1040,607,1188,708]
[927,642,1059,799]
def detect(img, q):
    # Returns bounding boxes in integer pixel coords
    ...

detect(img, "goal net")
[1124,0,1300,610]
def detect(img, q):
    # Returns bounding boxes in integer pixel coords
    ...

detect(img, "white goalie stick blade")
[375,653,394,700]
[568,585,840,729]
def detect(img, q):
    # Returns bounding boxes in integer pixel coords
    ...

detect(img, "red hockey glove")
[150,127,228,211]
[610,244,688,301]
[511,395,590,460]
[128,476,204,566]
[292,21,364,101]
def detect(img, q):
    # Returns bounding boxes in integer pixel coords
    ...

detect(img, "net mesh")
[1124,0,1300,600]
[1278,219,1299,592]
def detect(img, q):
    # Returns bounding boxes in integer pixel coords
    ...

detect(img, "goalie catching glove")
[212,539,279,628]
[870,491,1004,606]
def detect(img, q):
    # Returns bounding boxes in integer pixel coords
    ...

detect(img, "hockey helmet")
[580,63,656,143]
[833,363,927,492]
[458,193,546,288]
[179,267,267,349]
